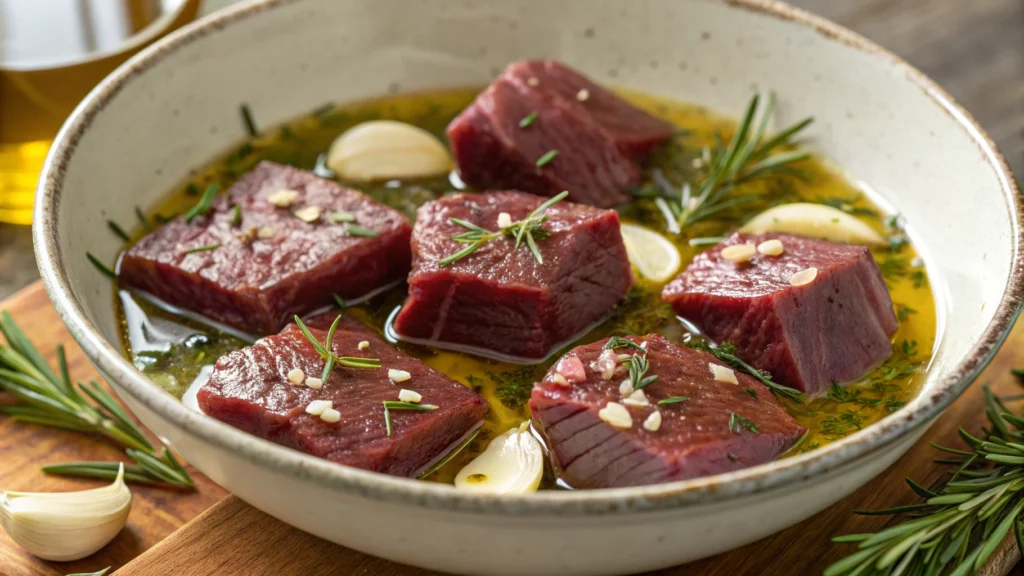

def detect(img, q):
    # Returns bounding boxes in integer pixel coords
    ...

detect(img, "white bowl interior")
[36,0,1021,573]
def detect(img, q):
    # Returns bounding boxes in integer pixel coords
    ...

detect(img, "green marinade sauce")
[114,88,937,486]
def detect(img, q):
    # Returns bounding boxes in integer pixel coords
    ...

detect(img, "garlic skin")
[738,203,886,246]
[454,422,543,494]
[326,120,452,182]
[0,464,132,561]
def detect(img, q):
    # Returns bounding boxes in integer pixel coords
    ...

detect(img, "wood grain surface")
[0,284,228,576]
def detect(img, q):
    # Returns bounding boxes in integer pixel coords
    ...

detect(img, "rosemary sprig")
[417,429,481,479]
[439,191,568,267]
[86,253,117,279]
[828,383,1024,576]
[332,294,346,308]
[185,243,220,254]
[135,206,152,232]
[383,401,438,436]
[184,184,219,223]
[604,337,658,391]
[658,396,689,406]
[686,339,806,404]
[519,111,538,128]
[0,312,193,487]
[729,412,760,435]
[293,315,381,371]
[240,103,258,137]
[107,220,130,242]
[633,92,812,230]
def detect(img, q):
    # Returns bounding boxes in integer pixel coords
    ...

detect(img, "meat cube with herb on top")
[529,334,806,489]
[392,190,634,361]
[661,233,899,395]
[197,312,487,477]
[119,161,412,335]
[446,60,674,208]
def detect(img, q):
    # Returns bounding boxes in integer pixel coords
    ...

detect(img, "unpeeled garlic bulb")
[454,422,543,494]
[0,464,132,561]
[738,203,886,246]
[326,120,452,182]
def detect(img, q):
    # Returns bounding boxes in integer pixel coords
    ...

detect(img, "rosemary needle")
[383,401,438,436]
[107,220,130,242]
[184,184,219,223]
[686,339,806,404]
[439,191,568,267]
[293,315,381,369]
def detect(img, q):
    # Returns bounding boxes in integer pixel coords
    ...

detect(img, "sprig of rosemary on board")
[828,383,1024,576]
[686,339,807,404]
[439,191,569,267]
[630,92,812,231]
[0,312,193,487]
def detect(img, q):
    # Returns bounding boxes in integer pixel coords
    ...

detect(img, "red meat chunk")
[197,312,487,477]
[529,335,806,488]
[662,233,898,395]
[392,191,633,361]
[119,161,412,335]
[446,60,674,208]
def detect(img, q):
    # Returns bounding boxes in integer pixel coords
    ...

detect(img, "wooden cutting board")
[1,280,1023,576]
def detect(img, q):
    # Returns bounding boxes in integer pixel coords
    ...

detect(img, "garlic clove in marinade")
[454,422,543,494]
[326,120,453,182]
[738,202,887,246]
[0,464,132,561]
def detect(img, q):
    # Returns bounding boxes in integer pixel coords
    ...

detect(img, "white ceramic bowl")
[33,1,1024,574]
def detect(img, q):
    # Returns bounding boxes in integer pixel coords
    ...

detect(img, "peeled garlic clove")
[0,464,132,561]
[454,423,543,494]
[738,203,886,246]
[326,120,452,182]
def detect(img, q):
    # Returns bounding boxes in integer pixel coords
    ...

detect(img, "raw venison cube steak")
[529,335,806,489]
[662,233,898,395]
[197,313,487,477]
[392,191,633,361]
[119,161,412,335]
[447,60,674,208]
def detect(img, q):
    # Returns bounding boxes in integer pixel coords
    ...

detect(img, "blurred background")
[0,0,1021,299]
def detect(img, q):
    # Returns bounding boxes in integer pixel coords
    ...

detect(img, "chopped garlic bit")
[267,189,300,207]
[643,410,663,432]
[623,389,649,407]
[721,243,757,263]
[576,88,590,101]
[306,400,333,416]
[388,368,411,383]
[757,239,784,256]
[287,368,305,385]
[497,212,513,229]
[594,348,619,380]
[527,76,539,86]
[618,380,633,397]
[398,389,422,403]
[320,408,341,423]
[305,377,323,390]
[709,363,738,385]
[789,267,818,287]
[294,205,322,223]
[358,340,370,351]
[257,226,276,239]
[598,401,633,429]
[551,372,570,387]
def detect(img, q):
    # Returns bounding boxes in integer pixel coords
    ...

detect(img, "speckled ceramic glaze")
[33,0,1023,574]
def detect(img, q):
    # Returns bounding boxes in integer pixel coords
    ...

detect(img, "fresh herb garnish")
[631,92,812,230]
[0,312,193,487]
[107,220,130,242]
[896,304,917,322]
[332,294,346,309]
[319,315,342,382]
[185,243,220,254]
[519,111,538,128]
[184,184,219,223]
[383,401,438,436]
[486,367,543,410]
[688,236,725,247]
[727,453,739,462]
[535,149,558,167]
[828,382,1024,576]
[135,206,152,231]
[439,191,568,267]
[686,339,806,403]
[293,315,381,369]
[820,411,864,439]
[329,211,356,223]
[240,103,258,137]
[230,205,242,227]
[346,225,378,237]
[86,253,117,279]
[729,412,760,435]
[605,337,658,391]
[658,396,689,406]
[417,429,481,479]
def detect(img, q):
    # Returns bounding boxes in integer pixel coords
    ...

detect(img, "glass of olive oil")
[0,0,200,224]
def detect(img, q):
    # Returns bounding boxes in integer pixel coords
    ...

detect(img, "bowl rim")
[33,0,1024,516]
